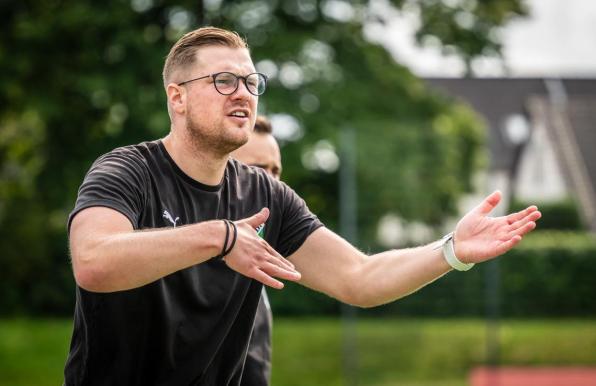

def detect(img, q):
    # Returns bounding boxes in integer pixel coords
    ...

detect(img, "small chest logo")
[163,210,180,227]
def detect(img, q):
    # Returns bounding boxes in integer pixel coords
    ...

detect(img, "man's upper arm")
[287,227,365,302]
[69,207,134,272]
[68,148,148,235]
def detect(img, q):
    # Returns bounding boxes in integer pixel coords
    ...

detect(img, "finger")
[506,206,539,225]
[261,261,301,282]
[504,220,536,240]
[513,221,536,238]
[261,250,299,276]
[494,235,522,256]
[508,210,541,231]
[263,242,295,270]
[251,269,285,289]
[475,190,502,215]
[241,207,270,229]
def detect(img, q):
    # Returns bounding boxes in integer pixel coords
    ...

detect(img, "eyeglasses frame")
[177,71,268,96]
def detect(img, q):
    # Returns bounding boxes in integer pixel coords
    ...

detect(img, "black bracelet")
[222,220,237,257]
[215,219,230,259]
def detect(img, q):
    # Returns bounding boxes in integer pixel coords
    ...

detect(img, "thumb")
[242,207,270,228]
[475,190,502,215]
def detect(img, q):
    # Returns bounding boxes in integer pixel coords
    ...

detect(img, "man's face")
[178,46,259,154]
[231,132,282,180]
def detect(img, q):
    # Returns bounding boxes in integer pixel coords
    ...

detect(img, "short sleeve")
[68,149,148,232]
[274,182,324,257]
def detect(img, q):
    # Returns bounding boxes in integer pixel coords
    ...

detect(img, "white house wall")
[514,121,569,202]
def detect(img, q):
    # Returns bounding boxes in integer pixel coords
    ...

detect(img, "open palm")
[454,191,541,263]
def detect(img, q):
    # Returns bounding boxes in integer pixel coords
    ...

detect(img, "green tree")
[411,0,528,75]
[0,0,526,315]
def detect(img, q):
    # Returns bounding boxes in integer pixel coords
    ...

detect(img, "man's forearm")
[291,228,453,308]
[352,243,452,307]
[71,212,225,293]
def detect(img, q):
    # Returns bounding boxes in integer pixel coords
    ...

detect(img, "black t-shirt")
[242,289,272,386]
[64,140,323,386]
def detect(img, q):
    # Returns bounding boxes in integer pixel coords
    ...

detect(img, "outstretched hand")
[224,208,301,289]
[453,191,541,264]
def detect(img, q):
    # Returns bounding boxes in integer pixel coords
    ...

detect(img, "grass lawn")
[0,318,72,386]
[1,318,595,386]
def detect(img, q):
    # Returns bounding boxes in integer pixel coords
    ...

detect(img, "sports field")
[1,318,595,386]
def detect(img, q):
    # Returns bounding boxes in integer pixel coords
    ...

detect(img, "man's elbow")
[74,268,106,293]
[341,289,403,309]
[71,250,112,293]
[334,268,380,308]
[336,263,402,308]
[340,290,380,309]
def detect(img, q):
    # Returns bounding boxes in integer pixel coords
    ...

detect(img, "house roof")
[424,77,596,231]
[424,78,546,171]
[424,78,596,168]
[567,96,596,191]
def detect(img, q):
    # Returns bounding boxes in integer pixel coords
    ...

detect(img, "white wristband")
[441,232,475,271]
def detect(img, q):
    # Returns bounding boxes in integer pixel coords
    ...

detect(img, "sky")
[369,0,596,77]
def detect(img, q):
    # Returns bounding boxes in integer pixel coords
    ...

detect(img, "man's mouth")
[228,109,249,119]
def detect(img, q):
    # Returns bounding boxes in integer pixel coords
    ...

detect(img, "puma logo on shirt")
[163,210,180,227]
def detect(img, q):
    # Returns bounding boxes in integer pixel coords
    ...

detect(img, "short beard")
[185,113,247,158]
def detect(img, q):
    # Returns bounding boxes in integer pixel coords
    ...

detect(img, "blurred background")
[1,0,595,385]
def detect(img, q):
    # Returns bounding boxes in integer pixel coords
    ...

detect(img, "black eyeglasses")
[177,72,268,96]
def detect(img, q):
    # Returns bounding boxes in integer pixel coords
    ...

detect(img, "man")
[231,116,281,385]
[65,27,541,386]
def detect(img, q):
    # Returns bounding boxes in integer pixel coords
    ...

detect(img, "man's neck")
[162,131,229,186]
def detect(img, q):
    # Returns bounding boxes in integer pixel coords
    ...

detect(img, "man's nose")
[231,79,254,100]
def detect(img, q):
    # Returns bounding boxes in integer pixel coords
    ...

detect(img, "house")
[424,78,596,232]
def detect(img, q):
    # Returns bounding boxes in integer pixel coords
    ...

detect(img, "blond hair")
[162,26,248,88]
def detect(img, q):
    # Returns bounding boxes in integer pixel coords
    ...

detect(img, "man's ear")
[166,83,186,115]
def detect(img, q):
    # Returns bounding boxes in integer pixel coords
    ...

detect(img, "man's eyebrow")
[250,164,268,169]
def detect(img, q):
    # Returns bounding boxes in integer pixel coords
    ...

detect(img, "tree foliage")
[0,0,525,315]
